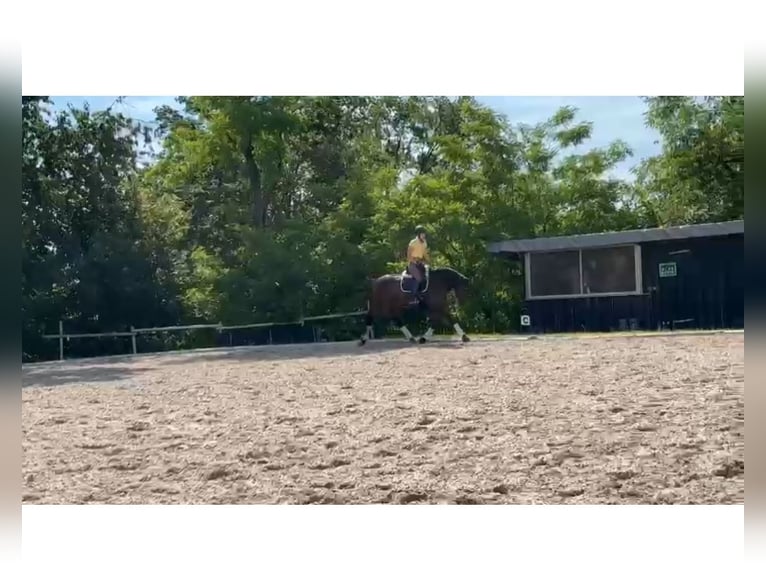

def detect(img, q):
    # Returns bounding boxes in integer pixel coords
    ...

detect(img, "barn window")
[528,250,581,297]
[581,245,638,294]
[526,244,642,299]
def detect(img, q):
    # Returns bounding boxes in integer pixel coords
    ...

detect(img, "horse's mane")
[430,267,468,281]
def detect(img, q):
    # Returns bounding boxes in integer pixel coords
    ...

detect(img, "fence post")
[58,320,64,361]
[131,326,137,355]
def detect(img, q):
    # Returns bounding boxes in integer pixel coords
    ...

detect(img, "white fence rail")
[42,310,368,361]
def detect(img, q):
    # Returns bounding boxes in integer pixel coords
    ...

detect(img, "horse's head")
[451,270,470,305]
[432,267,470,304]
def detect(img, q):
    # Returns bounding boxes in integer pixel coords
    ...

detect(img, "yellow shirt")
[407,237,429,262]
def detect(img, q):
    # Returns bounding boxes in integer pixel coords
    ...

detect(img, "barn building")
[487,220,744,333]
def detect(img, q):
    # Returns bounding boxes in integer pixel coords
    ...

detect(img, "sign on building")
[659,261,677,278]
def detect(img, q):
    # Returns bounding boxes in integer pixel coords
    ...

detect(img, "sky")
[49,96,661,179]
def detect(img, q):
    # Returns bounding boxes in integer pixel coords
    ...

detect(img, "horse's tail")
[364,274,380,298]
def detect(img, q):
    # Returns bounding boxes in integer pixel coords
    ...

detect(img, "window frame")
[524,244,643,300]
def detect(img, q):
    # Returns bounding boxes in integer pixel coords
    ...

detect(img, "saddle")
[400,265,429,294]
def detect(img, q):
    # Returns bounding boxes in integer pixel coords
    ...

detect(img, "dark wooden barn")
[487,220,744,333]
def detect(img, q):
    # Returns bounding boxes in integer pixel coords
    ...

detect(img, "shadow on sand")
[158,338,467,367]
[21,338,470,388]
[22,364,155,389]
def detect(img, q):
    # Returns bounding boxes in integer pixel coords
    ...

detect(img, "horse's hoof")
[418,337,427,344]
[461,334,471,343]
[358,339,366,347]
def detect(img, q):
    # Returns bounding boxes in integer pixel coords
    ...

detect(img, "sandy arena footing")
[22,333,744,504]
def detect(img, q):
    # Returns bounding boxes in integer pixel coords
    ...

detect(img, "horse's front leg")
[395,317,417,343]
[449,315,471,343]
[444,310,470,343]
[417,307,443,344]
[413,298,434,344]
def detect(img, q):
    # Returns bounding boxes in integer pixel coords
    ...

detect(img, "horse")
[358,266,471,346]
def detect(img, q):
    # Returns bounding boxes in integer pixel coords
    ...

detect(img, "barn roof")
[487,219,744,254]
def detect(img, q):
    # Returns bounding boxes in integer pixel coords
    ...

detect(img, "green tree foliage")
[633,96,744,225]
[22,97,180,360]
[21,95,744,361]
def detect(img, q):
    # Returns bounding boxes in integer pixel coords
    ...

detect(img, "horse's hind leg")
[358,313,375,346]
[394,318,417,343]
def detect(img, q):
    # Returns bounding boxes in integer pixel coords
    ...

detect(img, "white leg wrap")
[453,323,465,337]
[366,326,374,340]
[422,327,434,340]
[401,326,414,340]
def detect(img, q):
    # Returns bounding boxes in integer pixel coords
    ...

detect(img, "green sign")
[659,261,677,277]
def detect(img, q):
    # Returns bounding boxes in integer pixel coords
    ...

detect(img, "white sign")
[520,314,531,327]
[659,262,677,278]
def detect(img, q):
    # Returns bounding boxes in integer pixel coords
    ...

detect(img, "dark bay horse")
[358,266,471,345]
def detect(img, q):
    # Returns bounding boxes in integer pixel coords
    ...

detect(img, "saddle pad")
[400,268,429,293]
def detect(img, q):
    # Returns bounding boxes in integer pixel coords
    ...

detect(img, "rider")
[407,225,430,293]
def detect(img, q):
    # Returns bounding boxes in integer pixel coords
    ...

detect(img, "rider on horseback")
[407,225,430,294]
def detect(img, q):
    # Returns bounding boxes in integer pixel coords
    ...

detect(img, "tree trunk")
[241,132,264,227]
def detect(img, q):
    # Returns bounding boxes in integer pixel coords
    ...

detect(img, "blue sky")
[50,96,660,179]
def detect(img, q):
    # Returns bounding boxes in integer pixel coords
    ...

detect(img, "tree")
[633,96,744,226]
[27,95,730,360]
[22,97,179,360]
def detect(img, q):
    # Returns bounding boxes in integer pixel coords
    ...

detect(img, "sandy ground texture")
[22,333,744,504]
